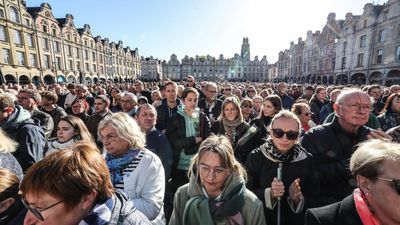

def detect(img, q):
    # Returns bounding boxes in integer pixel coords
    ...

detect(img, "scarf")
[260,139,301,163]
[177,105,199,137]
[79,197,115,225]
[106,148,140,186]
[222,117,242,145]
[183,179,245,225]
[354,188,381,225]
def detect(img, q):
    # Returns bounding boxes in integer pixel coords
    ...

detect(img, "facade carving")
[0,0,140,85]
[140,56,162,81]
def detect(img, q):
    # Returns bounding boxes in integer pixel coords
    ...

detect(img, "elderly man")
[120,92,138,117]
[301,89,391,206]
[197,82,222,124]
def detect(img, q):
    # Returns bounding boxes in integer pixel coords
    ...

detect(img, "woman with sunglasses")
[240,98,256,123]
[245,110,318,225]
[169,135,266,225]
[291,102,317,135]
[306,139,400,225]
[20,142,151,225]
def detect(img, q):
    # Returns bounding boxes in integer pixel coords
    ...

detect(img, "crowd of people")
[0,75,400,225]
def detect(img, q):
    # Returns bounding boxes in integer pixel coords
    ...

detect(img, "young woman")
[246,110,318,225]
[70,98,90,122]
[241,98,256,123]
[377,93,400,131]
[46,115,94,155]
[170,135,266,225]
[292,102,317,134]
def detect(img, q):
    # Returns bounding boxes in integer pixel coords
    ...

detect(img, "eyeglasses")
[198,163,229,177]
[187,80,194,83]
[271,128,299,140]
[22,198,63,221]
[303,112,313,116]
[224,89,231,91]
[247,90,255,93]
[377,177,400,194]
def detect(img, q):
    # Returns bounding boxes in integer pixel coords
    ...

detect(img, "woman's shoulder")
[242,188,264,210]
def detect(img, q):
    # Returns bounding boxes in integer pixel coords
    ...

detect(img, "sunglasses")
[378,177,400,194]
[224,89,231,91]
[22,198,64,221]
[271,128,299,140]
[242,104,253,108]
[304,112,313,116]
[247,90,255,93]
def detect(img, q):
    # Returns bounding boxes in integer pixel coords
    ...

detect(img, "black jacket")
[41,106,67,138]
[197,98,223,123]
[300,116,373,206]
[156,98,181,131]
[305,193,363,225]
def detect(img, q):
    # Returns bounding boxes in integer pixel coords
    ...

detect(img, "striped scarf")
[106,148,141,187]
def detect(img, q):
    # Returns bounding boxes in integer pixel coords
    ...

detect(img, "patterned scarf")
[260,139,301,163]
[79,197,114,225]
[354,188,381,225]
[105,148,140,186]
[222,116,242,145]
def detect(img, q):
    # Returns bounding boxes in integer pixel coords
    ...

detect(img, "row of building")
[0,0,141,85]
[272,0,400,85]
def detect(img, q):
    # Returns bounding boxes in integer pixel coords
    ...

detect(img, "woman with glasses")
[306,139,400,225]
[169,135,266,225]
[292,102,317,134]
[46,115,94,155]
[0,168,26,225]
[246,110,318,225]
[98,112,166,224]
[20,142,151,225]
[241,98,256,123]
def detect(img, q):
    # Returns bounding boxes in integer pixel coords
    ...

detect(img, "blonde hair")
[270,110,301,132]
[0,168,19,201]
[98,112,146,150]
[218,97,243,123]
[0,129,18,153]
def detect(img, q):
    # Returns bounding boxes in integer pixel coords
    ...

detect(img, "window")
[42,37,49,50]
[341,57,346,68]
[68,60,73,70]
[56,57,61,70]
[363,20,367,28]
[357,53,364,67]
[396,46,400,61]
[343,42,347,53]
[16,51,25,65]
[24,18,30,27]
[67,45,72,56]
[43,55,50,68]
[0,8,4,18]
[76,47,80,58]
[360,35,367,48]
[29,53,37,67]
[93,64,96,72]
[9,6,20,23]
[2,49,10,64]
[85,63,89,71]
[26,33,34,47]
[92,52,96,61]
[378,29,386,43]
[42,25,47,33]
[0,26,6,41]
[14,29,22,45]
[377,50,383,64]
[76,61,80,71]
[85,50,88,60]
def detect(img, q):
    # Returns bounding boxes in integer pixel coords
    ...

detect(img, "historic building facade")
[140,56,162,81]
[0,0,140,85]
[161,37,269,81]
[275,0,400,85]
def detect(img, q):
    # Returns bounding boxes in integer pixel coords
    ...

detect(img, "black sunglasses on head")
[378,177,400,194]
[271,128,299,140]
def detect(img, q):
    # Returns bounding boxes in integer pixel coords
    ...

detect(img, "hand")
[195,137,202,143]
[271,178,285,199]
[367,130,393,142]
[289,178,303,206]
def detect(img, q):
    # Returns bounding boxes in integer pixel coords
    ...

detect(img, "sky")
[26,0,380,63]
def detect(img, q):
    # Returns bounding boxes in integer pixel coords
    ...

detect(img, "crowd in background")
[0,75,400,225]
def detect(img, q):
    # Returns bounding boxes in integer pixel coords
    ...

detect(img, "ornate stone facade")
[0,0,140,84]
[140,56,162,81]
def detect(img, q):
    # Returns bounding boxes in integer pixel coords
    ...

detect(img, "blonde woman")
[0,129,22,181]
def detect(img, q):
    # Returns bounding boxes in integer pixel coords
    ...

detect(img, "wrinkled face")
[391,96,400,113]
[94,99,107,114]
[136,107,156,132]
[198,151,230,198]
[57,120,77,143]
[365,160,400,225]
[253,98,262,111]
[121,95,136,112]
[262,100,276,117]
[335,93,371,128]
[241,101,253,115]
[100,125,130,157]
[23,193,84,225]
[183,92,198,113]
[224,102,238,121]
[270,117,299,153]
[17,92,35,110]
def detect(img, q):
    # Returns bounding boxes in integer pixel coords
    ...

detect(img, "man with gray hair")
[197,82,222,124]
[301,89,392,206]
[120,92,138,117]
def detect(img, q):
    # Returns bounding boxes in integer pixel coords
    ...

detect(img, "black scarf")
[260,139,302,163]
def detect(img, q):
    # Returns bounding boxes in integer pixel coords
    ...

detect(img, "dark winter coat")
[156,98,181,131]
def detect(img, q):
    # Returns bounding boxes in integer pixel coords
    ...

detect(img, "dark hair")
[181,87,199,100]
[41,91,58,104]
[367,85,381,94]
[382,93,400,113]
[257,94,282,120]
[19,89,41,103]
[95,95,110,106]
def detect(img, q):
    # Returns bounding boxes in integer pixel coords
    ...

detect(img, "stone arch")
[32,76,41,86]
[43,74,55,84]
[322,76,328,84]
[4,74,17,84]
[328,76,334,84]
[336,74,348,85]
[18,75,30,84]
[57,75,66,83]
[316,76,322,84]
[67,75,76,83]
[369,71,383,85]
[350,73,367,85]
[386,70,400,85]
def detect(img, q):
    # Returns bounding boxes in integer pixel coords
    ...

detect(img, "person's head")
[20,142,114,225]
[120,92,137,113]
[350,139,400,225]
[186,75,195,87]
[40,91,58,107]
[329,89,341,103]
[151,90,162,102]
[305,86,314,96]
[74,84,88,98]
[269,110,301,153]
[67,84,75,95]
[252,96,263,112]
[389,85,400,95]
[177,85,185,98]
[71,99,89,115]
[0,168,20,214]
[233,88,242,99]
[57,116,93,143]
[189,135,247,198]
[110,88,120,97]
[181,87,199,113]
[382,93,400,114]
[134,80,144,92]
[291,102,312,126]
[315,86,327,102]
[204,82,218,101]
[94,95,110,114]
[219,96,242,123]
[259,89,269,99]
[135,104,157,133]
[261,94,282,118]
[223,84,232,96]
[0,128,18,154]
[334,89,371,131]
[246,86,257,98]
[240,98,253,116]
[367,85,382,101]
[98,112,146,157]
[164,81,178,102]
[17,89,40,111]
[277,82,287,95]
[137,96,148,106]
[0,94,16,123]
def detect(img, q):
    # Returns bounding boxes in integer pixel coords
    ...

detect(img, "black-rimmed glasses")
[271,128,299,140]
[21,198,64,221]
[377,177,400,194]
